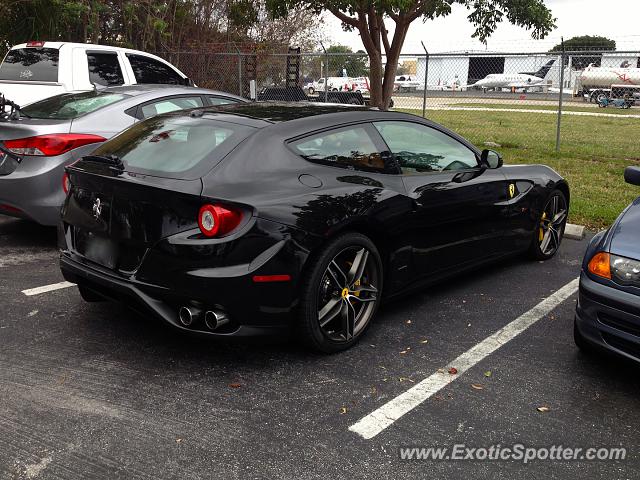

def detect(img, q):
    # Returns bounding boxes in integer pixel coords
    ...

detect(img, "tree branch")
[328,7,359,28]
[380,16,391,55]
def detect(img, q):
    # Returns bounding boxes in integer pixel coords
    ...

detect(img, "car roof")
[93,84,244,99]
[200,102,377,123]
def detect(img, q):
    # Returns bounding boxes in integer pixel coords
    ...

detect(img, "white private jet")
[472,60,555,91]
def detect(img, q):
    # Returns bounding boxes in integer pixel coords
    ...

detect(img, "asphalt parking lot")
[1,214,639,479]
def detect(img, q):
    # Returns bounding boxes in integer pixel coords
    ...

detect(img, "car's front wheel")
[529,189,568,260]
[298,233,383,353]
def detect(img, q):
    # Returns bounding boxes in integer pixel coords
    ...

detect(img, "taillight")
[62,172,71,194]
[588,252,611,279]
[26,41,45,47]
[4,134,106,156]
[198,204,243,237]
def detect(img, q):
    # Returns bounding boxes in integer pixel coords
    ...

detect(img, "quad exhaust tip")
[204,310,230,331]
[178,306,201,327]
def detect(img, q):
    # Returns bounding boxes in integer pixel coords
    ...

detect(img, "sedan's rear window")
[0,48,59,82]
[21,91,128,119]
[92,114,255,179]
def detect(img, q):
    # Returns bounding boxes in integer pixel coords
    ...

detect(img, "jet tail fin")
[533,59,555,79]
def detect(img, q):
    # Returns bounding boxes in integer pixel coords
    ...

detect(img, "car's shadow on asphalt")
[0,215,58,249]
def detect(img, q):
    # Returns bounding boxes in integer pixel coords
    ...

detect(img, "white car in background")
[307,77,351,94]
[0,41,192,108]
[394,75,421,92]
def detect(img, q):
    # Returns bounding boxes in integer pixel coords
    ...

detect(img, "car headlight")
[588,252,640,287]
[611,255,640,287]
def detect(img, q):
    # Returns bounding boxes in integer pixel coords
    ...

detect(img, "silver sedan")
[0,85,245,225]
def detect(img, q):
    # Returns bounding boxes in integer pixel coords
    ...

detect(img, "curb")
[565,223,585,241]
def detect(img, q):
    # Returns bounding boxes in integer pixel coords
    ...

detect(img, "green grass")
[397,108,640,229]
[450,103,639,116]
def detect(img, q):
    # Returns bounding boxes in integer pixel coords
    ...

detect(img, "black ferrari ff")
[59,103,569,352]
[574,166,640,362]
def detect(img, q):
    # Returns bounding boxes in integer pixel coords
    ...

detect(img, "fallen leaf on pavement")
[406,320,412,324]
[229,383,242,388]
[340,407,348,414]
[537,406,551,413]
[176,438,183,444]
[448,367,458,375]
[471,384,484,390]
[420,339,429,344]
[484,371,492,377]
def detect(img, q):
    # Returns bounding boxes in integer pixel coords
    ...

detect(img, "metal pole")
[234,47,242,97]
[421,41,429,118]
[555,37,565,152]
[320,41,328,102]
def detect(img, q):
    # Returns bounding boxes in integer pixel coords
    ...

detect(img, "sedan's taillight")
[198,204,243,238]
[3,134,106,156]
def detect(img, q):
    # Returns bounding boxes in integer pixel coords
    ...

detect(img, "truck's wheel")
[308,87,315,95]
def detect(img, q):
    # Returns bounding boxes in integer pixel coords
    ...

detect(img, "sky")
[323,0,640,54]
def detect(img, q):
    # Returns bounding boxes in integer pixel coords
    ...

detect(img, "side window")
[374,121,478,175]
[292,126,393,173]
[208,96,240,106]
[86,52,124,86]
[140,96,204,119]
[126,54,184,85]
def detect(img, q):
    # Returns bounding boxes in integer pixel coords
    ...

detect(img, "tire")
[308,87,315,95]
[298,232,383,353]
[78,284,106,302]
[528,189,568,260]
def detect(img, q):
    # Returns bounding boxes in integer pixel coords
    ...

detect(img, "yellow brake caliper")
[353,279,361,297]
[539,212,547,242]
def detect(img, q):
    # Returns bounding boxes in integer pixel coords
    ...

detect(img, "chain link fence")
[158,47,640,155]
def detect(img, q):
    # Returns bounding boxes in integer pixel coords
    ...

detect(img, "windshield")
[21,91,129,119]
[92,114,255,179]
[0,48,59,82]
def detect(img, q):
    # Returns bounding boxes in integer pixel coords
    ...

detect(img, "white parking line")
[22,281,76,296]
[349,277,580,440]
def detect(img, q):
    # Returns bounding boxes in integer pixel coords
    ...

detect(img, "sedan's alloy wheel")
[317,246,379,343]
[539,193,567,256]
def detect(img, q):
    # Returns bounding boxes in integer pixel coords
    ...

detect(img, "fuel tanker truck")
[576,64,640,103]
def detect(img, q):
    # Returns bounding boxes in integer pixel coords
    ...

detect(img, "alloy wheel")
[539,194,567,256]
[316,246,379,342]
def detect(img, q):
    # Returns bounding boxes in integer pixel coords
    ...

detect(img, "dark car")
[59,103,569,353]
[575,166,640,362]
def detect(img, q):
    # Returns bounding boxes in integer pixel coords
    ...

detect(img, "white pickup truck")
[0,41,192,108]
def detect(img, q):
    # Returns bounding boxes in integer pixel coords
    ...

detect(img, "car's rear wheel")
[529,189,568,260]
[298,233,383,353]
[308,87,315,95]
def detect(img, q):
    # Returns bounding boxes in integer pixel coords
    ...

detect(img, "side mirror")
[481,149,503,169]
[625,166,640,186]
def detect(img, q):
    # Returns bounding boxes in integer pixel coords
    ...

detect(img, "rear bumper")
[0,153,68,225]
[59,218,313,338]
[575,271,640,363]
[60,254,290,338]
[0,142,105,226]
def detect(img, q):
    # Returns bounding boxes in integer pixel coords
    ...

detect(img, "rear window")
[92,114,254,178]
[0,47,59,82]
[21,91,128,119]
